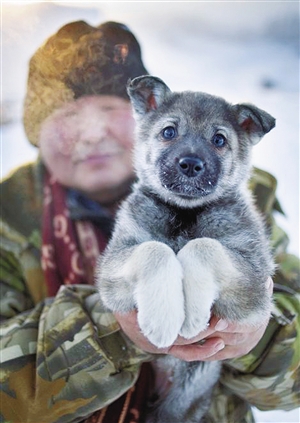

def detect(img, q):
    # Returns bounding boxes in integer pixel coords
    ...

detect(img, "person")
[0,20,299,423]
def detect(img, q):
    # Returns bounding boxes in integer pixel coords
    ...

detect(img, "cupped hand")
[115,277,273,362]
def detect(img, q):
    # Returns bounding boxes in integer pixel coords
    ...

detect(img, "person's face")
[39,95,136,202]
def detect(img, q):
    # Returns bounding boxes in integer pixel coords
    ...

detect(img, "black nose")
[178,156,205,177]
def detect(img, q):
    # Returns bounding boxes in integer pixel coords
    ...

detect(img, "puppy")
[97,76,275,422]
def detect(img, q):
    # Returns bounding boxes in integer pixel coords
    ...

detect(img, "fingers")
[204,330,264,361]
[212,315,270,335]
[208,330,250,346]
[171,319,268,362]
[168,338,225,362]
[174,315,220,345]
[115,310,227,360]
[203,312,271,361]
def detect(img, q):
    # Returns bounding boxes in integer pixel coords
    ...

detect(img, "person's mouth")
[74,151,121,164]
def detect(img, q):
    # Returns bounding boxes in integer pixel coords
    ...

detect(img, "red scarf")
[41,169,154,422]
[42,170,107,296]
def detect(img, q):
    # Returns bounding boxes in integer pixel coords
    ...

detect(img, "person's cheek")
[112,114,136,148]
[40,119,75,177]
[54,120,79,157]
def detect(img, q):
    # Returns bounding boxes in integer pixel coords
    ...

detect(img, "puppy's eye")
[162,126,177,140]
[212,133,226,148]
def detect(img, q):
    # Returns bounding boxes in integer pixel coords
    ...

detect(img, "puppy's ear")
[127,76,171,116]
[233,103,276,145]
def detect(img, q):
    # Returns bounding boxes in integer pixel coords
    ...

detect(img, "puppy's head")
[127,76,275,208]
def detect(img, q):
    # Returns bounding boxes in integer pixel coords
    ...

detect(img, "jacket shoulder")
[1,161,43,237]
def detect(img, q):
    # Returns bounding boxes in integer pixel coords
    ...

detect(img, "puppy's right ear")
[233,103,276,145]
[127,76,171,116]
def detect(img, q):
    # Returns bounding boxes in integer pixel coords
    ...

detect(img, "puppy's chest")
[153,207,222,253]
[168,208,199,238]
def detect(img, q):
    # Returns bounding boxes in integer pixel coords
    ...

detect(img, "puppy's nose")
[178,156,205,177]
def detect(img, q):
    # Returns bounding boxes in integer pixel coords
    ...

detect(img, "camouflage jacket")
[1,160,299,423]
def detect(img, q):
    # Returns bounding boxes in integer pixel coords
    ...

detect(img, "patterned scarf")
[41,170,109,295]
[41,169,153,422]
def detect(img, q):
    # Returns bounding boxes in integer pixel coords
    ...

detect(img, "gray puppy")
[97,76,275,422]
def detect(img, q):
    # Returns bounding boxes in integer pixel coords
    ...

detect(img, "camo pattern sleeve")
[0,219,44,318]
[0,284,152,423]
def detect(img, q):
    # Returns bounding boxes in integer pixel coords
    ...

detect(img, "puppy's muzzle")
[178,156,206,178]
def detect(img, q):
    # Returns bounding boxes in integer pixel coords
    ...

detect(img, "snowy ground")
[1,2,299,422]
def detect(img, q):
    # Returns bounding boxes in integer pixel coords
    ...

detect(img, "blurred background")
[1,2,299,421]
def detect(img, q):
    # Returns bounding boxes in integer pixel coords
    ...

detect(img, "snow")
[1,2,299,422]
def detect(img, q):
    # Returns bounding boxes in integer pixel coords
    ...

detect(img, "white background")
[1,2,299,422]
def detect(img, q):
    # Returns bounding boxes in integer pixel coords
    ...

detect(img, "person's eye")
[212,133,227,148]
[162,126,177,140]
[62,110,78,119]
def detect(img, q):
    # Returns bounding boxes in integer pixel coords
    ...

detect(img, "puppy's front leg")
[177,238,242,339]
[102,241,185,348]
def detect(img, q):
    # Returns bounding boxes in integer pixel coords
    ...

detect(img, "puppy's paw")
[179,274,216,338]
[136,269,184,348]
[179,306,211,339]
[134,243,185,348]
[177,240,219,339]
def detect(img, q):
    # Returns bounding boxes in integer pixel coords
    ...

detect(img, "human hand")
[115,277,273,362]
[201,276,274,361]
[114,310,226,360]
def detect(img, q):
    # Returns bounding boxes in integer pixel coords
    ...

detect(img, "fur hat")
[23,21,148,146]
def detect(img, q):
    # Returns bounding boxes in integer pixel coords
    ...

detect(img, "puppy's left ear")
[127,75,171,117]
[233,103,276,145]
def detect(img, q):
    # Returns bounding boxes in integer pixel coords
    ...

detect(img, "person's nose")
[80,121,110,145]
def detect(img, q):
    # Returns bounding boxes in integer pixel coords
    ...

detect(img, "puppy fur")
[97,76,275,422]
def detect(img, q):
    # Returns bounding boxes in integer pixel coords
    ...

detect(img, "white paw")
[177,241,219,339]
[179,270,216,339]
[179,302,212,339]
[134,246,185,348]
